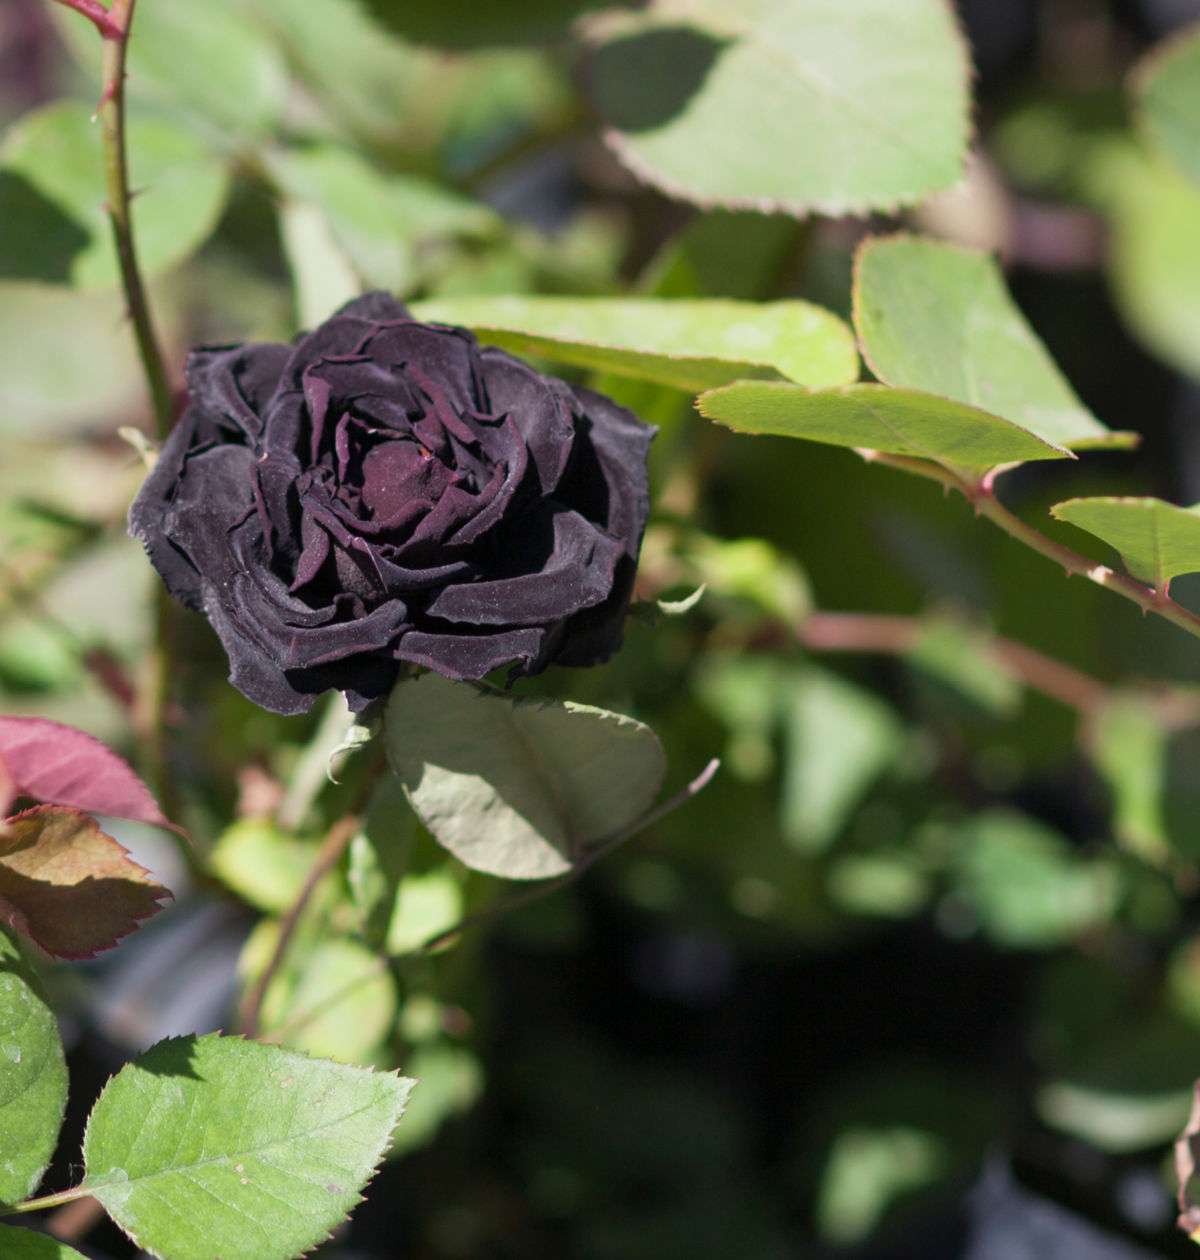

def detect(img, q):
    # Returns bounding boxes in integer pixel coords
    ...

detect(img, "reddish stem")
[49,0,124,39]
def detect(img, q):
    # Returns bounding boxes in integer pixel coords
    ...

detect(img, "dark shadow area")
[0,171,89,284]
[587,25,730,133]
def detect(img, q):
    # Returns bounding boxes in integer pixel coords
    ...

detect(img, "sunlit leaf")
[1051,496,1200,590]
[210,820,319,914]
[585,0,970,215]
[1089,697,1169,865]
[386,674,666,880]
[0,102,230,290]
[411,294,859,391]
[0,928,67,1206]
[699,382,1071,472]
[0,807,171,960]
[82,1033,413,1260]
[1134,23,1200,188]
[853,235,1133,451]
[0,716,181,836]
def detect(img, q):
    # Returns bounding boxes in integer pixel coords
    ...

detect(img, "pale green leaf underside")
[0,1225,87,1259]
[587,0,970,215]
[410,295,859,391]
[0,928,67,1207]
[82,1033,412,1260]
[1051,496,1200,588]
[699,381,1071,472]
[854,235,1133,451]
[0,101,230,291]
[1136,24,1200,188]
[385,673,666,880]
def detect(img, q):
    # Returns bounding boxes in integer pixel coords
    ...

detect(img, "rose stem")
[857,449,1200,645]
[262,759,723,1047]
[61,0,181,821]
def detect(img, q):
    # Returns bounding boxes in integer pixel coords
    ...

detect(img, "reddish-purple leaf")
[0,717,183,836]
[0,805,172,959]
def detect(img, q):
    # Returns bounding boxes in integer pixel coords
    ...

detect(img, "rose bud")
[129,294,654,716]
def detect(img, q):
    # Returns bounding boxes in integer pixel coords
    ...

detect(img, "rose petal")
[185,342,289,443]
[425,506,621,626]
[395,626,549,680]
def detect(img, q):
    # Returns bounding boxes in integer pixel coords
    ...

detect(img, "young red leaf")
[0,717,183,836]
[0,805,172,959]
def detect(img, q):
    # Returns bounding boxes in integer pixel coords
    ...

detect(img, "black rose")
[129,294,654,715]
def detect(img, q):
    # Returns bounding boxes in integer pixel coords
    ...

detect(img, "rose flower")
[130,294,654,715]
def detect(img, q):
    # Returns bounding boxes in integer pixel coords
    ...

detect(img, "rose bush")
[129,294,654,715]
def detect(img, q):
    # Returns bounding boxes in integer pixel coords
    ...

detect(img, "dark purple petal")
[425,506,621,625]
[185,343,289,443]
[394,626,548,680]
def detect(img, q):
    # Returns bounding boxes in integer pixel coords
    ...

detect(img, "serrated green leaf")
[585,1,970,216]
[0,929,67,1207]
[1051,496,1200,590]
[1135,23,1200,188]
[82,1033,412,1260]
[385,674,666,880]
[699,382,1071,472]
[1090,697,1169,865]
[853,235,1132,451]
[210,820,321,914]
[410,295,859,391]
[0,1226,87,1259]
[0,101,230,290]
[781,667,902,852]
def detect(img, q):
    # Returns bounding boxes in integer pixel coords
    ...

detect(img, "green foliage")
[699,382,1071,470]
[386,674,666,879]
[210,820,321,914]
[83,1034,413,1260]
[1135,23,1200,188]
[584,0,970,214]
[0,1227,87,1259]
[0,102,229,289]
[1051,496,1200,589]
[853,235,1132,451]
[0,929,67,1207]
[411,295,859,391]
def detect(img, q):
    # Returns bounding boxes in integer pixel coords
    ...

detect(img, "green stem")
[862,450,1200,646]
[99,0,173,438]
[5,1186,92,1216]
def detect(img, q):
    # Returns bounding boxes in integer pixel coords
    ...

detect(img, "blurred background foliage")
[7,0,1200,1256]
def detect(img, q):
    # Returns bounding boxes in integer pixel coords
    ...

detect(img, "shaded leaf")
[0,101,230,290]
[0,1227,87,1259]
[386,674,666,880]
[699,381,1071,472]
[0,717,181,836]
[906,619,1022,716]
[853,235,1133,451]
[0,806,171,960]
[781,667,902,852]
[411,294,859,391]
[1051,496,1200,591]
[82,1033,413,1260]
[0,928,67,1206]
[585,1,970,215]
[1135,23,1200,188]
[364,0,620,48]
